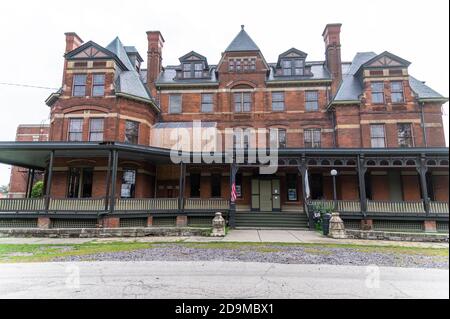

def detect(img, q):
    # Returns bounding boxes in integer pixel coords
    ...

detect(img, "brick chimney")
[322,24,342,96]
[64,32,84,54]
[146,31,165,96]
[61,32,84,92]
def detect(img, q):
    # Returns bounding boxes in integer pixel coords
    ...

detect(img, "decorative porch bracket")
[229,163,239,228]
[417,154,430,215]
[357,154,368,217]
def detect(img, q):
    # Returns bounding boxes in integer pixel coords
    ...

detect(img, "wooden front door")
[259,180,273,212]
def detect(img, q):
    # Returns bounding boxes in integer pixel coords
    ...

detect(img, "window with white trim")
[304,129,321,148]
[371,82,385,104]
[234,92,251,112]
[68,118,83,141]
[370,124,386,148]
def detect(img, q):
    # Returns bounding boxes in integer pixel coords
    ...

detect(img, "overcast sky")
[0,0,448,186]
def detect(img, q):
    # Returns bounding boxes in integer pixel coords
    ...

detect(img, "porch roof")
[0,141,448,169]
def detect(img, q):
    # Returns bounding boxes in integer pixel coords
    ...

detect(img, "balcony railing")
[309,200,361,213]
[49,198,106,212]
[115,198,178,211]
[366,200,425,214]
[0,198,45,212]
[185,198,230,211]
[430,201,449,214]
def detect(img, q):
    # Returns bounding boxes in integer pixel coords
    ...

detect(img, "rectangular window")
[282,60,292,76]
[194,63,203,78]
[169,94,182,114]
[234,92,251,112]
[236,60,241,71]
[272,92,285,111]
[294,59,304,75]
[92,74,105,96]
[121,169,136,198]
[228,59,235,72]
[201,93,214,113]
[305,91,319,111]
[269,129,286,148]
[286,174,298,201]
[125,120,139,144]
[68,118,83,141]
[89,118,104,142]
[397,123,414,147]
[391,81,404,103]
[371,82,385,104]
[183,63,191,79]
[72,74,87,97]
[211,174,222,198]
[250,58,256,71]
[304,129,321,148]
[67,167,93,198]
[370,124,386,148]
[233,130,250,149]
[190,173,201,197]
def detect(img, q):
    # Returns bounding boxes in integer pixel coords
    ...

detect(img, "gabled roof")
[178,51,209,68]
[179,51,207,62]
[225,25,260,52]
[276,48,308,68]
[332,51,447,105]
[357,51,411,75]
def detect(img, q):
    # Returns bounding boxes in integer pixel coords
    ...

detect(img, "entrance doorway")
[251,178,280,212]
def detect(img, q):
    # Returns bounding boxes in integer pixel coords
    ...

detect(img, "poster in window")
[288,188,297,201]
[121,184,131,198]
[235,185,242,198]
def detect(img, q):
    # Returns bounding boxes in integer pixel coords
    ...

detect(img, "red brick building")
[8,124,49,198]
[0,24,448,231]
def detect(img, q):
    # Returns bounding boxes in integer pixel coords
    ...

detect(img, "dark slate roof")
[105,37,153,102]
[334,52,376,102]
[333,52,446,103]
[225,26,260,52]
[409,76,446,100]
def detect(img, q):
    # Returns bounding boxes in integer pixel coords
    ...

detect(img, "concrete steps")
[235,212,309,229]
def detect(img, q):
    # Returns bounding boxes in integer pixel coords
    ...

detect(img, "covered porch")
[0,142,448,231]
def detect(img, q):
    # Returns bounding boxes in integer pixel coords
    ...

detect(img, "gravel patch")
[54,244,448,269]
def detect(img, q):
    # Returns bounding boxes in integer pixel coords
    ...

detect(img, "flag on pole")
[231,182,237,202]
[304,168,311,200]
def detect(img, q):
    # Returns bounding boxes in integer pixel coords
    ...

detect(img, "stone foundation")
[424,220,437,233]
[0,227,211,238]
[346,229,449,243]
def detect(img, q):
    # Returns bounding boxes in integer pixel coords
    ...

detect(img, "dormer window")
[282,59,304,76]
[182,62,204,79]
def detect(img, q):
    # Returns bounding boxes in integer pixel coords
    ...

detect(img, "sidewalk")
[0,229,448,248]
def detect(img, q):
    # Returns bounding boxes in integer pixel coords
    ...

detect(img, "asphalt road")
[0,261,448,299]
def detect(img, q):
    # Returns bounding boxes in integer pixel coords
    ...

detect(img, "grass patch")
[0,242,153,263]
[0,241,447,263]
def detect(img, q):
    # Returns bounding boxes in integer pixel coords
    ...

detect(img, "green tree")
[31,181,44,198]
[0,185,8,194]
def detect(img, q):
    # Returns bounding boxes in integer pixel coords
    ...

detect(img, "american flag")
[231,182,237,202]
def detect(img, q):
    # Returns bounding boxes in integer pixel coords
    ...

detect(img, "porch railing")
[0,198,45,212]
[115,198,178,211]
[185,198,230,211]
[366,200,425,214]
[309,200,361,213]
[49,198,106,212]
[430,201,449,214]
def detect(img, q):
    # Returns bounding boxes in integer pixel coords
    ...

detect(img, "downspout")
[330,108,337,148]
[420,102,428,147]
